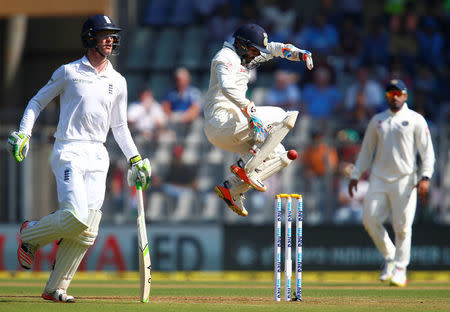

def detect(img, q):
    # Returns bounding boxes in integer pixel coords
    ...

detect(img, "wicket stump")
[274,193,303,302]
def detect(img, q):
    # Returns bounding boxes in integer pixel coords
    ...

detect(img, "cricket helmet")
[233,23,270,58]
[81,14,122,55]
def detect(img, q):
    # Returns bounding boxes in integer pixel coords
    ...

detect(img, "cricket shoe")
[42,289,75,303]
[230,160,266,192]
[17,221,37,270]
[390,267,407,287]
[379,261,395,282]
[214,181,248,216]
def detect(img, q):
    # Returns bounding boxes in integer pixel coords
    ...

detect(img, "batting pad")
[243,111,298,173]
[258,152,291,181]
[45,209,102,293]
[230,152,291,197]
[20,209,88,248]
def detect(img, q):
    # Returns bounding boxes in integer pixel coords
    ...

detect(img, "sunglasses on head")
[385,90,406,98]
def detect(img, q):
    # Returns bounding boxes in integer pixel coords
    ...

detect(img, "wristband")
[129,155,142,166]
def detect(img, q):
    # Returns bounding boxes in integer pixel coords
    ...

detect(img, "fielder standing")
[7,15,151,302]
[348,79,435,286]
[203,23,313,216]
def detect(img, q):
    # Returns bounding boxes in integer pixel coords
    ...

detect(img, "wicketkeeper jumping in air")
[203,23,314,216]
[7,15,151,302]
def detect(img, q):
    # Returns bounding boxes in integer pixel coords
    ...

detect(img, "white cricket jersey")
[351,104,435,182]
[203,41,289,121]
[19,56,138,159]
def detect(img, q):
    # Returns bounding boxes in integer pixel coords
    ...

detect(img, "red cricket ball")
[287,149,298,160]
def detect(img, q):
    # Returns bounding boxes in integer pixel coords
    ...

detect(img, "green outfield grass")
[0,271,449,311]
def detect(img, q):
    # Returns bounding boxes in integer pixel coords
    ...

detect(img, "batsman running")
[204,23,313,216]
[6,15,151,302]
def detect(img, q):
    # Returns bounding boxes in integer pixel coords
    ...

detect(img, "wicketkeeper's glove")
[127,155,151,190]
[281,44,314,70]
[241,102,267,143]
[6,131,30,163]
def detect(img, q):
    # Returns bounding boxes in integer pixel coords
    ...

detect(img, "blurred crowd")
[108,0,450,225]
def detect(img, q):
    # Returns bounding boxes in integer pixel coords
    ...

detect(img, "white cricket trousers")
[204,105,288,155]
[51,140,110,223]
[362,174,417,269]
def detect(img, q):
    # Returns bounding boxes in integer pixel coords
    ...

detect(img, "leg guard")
[230,151,292,197]
[241,111,298,173]
[20,209,88,248]
[17,221,37,270]
[44,209,102,293]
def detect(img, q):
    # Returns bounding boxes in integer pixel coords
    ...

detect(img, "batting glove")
[127,155,151,190]
[241,102,267,143]
[6,131,30,163]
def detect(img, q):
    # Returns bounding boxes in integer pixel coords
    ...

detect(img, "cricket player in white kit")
[348,79,435,287]
[6,15,151,302]
[204,23,313,216]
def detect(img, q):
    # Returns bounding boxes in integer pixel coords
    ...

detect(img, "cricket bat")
[136,181,151,303]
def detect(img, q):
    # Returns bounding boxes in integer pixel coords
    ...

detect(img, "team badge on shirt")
[377,120,382,129]
[402,121,409,126]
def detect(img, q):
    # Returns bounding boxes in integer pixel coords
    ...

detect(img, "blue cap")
[386,79,407,93]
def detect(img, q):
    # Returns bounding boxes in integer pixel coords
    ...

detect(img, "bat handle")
[136,181,145,219]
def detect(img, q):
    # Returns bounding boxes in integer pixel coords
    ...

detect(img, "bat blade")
[136,183,151,303]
